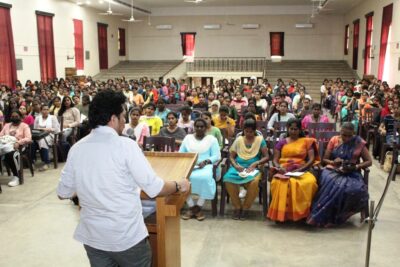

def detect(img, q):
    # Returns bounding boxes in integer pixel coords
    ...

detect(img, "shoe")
[8,176,20,187]
[39,164,49,172]
[240,210,249,221]
[195,208,206,221]
[232,209,241,220]
[181,206,198,220]
[239,188,247,198]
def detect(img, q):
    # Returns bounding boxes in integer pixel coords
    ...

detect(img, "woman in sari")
[267,118,318,222]
[223,119,269,220]
[180,119,221,221]
[307,122,372,227]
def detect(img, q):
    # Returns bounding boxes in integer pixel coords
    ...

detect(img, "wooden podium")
[143,152,197,267]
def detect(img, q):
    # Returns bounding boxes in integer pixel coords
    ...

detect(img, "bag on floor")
[383,151,400,173]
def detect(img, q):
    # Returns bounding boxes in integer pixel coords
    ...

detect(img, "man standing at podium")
[57,90,190,267]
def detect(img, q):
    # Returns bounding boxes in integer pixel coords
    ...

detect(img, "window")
[270,32,284,56]
[180,32,196,59]
[36,11,56,82]
[118,28,126,56]
[364,12,373,75]
[344,25,349,55]
[73,19,84,70]
[0,3,17,87]
[352,19,360,70]
[378,4,393,80]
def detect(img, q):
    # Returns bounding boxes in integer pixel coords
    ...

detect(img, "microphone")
[123,128,136,141]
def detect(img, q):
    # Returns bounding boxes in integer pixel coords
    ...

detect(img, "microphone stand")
[365,154,398,267]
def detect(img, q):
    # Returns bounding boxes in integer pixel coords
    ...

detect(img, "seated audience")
[123,107,150,146]
[231,91,247,114]
[213,105,236,138]
[58,96,81,143]
[177,106,194,133]
[201,111,223,149]
[209,100,221,118]
[155,98,170,125]
[180,119,221,221]
[0,110,32,187]
[159,111,187,145]
[223,119,269,220]
[140,103,163,136]
[267,118,318,222]
[33,104,60,171]
[19,105,34,126]
[49,96,62,116]
[267,101,296,130]
[307,122,372,226]
[193,93,208,110]
[301,103,330,129]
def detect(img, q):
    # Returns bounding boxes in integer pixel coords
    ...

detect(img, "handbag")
[383,151,400,173]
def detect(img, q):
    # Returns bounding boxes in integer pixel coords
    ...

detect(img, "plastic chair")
[143,136,175,152]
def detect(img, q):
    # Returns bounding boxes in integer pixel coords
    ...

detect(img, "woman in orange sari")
[267,118,318,222]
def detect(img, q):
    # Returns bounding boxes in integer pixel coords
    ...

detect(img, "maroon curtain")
[364,13,373,75]
[344,25,349,55]
[180,32,196,56]
[73,19,84,70]
[0,5,17,88]
[378,4,393,80]
[270,32,284,56]
[97,23,108,69]
[352,20,360,70]
[118,28,126,56]
[36,12,56,82]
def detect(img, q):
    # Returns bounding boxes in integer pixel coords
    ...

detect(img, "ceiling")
[69,0,364,17]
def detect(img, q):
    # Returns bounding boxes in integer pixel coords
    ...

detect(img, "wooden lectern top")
[144,152,198,182]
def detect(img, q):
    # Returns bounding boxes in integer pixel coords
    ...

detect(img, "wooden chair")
[308,123,337,138]
[315,131,339,158]
[143,136,175,152]
[380,121,400,165]
[17,143,35,185]
[359,108,381,143]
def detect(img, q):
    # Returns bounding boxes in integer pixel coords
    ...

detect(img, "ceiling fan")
[314,0,335,12]
[99,0,123,16]
[122,0,142,22]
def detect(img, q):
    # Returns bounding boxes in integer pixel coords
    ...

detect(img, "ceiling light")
[77,1,83,5]
[99,0,104,3]
[86,0,91,4]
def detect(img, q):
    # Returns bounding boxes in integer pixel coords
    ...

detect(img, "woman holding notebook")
[267,118,319,222]
[223,119,269,220]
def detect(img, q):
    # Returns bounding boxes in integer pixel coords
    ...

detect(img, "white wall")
[3,0,128,83]
[128,15,344,61]
[344,0,400,85]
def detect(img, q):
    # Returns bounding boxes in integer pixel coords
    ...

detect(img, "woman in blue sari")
[307,122,372,227]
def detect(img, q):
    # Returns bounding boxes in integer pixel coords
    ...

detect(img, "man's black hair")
[88,90,126,129]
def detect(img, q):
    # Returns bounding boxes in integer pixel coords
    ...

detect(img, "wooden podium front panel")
[143,152,197,267]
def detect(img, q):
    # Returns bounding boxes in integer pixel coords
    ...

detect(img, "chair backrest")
[143,136,175,152]
[315,131,339,143]
[273,121,287,138]
[318,140,330,159]
[256,120,268,130]
[362,108,381,123]
[308,122,337,137]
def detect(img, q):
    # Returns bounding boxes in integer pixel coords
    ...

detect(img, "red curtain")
[118,28,126,56]
[37,13,56,82]
[181,33,196,57]
[364,13,373,75]
[344,25,349,55]
[73,19,84,70]
[352,20,360,70]
[270,32,284,56]
[378,4,393,80]
[0,5,17,88]
[97,23,108,69]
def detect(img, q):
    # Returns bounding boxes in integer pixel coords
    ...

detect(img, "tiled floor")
[0,161,399,267]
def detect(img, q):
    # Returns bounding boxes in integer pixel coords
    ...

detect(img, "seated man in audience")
[296,98,312,119]
[139,103,163,135]
[213,105,236,138]
[301,103,329,129]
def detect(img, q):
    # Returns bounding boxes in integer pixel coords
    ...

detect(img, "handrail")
[161,59,186,78]
[187,57,266,72]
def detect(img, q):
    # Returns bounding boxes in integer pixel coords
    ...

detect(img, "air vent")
[242,24,259,29]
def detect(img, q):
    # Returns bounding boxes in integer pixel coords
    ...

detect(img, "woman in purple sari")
[307,122,372,227]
